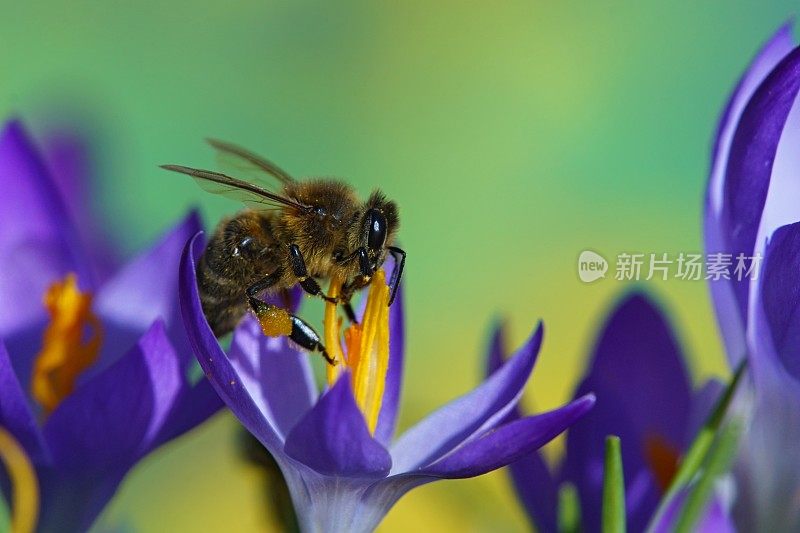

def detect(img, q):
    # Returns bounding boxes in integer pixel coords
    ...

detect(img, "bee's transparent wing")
[206,138,295,188]
[161,165,306,211]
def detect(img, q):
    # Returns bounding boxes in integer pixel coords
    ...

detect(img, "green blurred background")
[1,1,795,530]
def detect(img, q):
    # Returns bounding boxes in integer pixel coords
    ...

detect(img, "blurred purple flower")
[705,21,800,531]
[179,232,595,533]
[489,293,732,533]
[0,119,222,531]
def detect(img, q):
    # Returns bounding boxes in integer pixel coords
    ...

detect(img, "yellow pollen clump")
[31,274,103,416]
[324,270,390,435]
[0,426,39,533]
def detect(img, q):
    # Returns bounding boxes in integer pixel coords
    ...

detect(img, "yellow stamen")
[30,274,103,416]
[0,427,39,533]
[323,270,391,434]
[324,272,346,385]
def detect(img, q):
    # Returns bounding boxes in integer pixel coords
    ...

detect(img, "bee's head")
[344,190,398,272]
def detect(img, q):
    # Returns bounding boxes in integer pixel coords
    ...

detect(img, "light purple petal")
[342,397,594,533]
[752,221,800,382]
[179,232,284,451]
[562,292,691,533]
[95,210,201,332]
[390,322,543,473]
[653,488,735,533]
[734,374,800,531]
[0,120,90,336]
[420,394,594,479]
[284,374,392,478]
[228,315,317,440]
[92,211,202,373]
[738,225,800,530]
[373,270,405,446]
[0,339,49,463]
[707,21,794,223]
[719,45,800,324]
[706,23,794,367]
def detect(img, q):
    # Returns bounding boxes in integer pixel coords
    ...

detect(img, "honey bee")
[162,139,405,364]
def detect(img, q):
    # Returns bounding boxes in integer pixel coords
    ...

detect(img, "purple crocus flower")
[705,21,800,531]
[0,119,222,531]
[488,292,733,533]
[179,231,595,533]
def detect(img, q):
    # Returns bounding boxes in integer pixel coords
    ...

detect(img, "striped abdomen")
[196,211,286,336]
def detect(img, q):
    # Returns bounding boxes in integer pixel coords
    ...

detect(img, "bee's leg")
[341,301,358,324]
[246,268,284,299]
[386,246,406,306]
[247,290,334,366]
[288,244,338,304]
[286,314,334,365]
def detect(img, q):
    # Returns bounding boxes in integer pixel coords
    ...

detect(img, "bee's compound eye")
[365,208,387,251]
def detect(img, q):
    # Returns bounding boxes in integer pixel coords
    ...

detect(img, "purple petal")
[508,451,558,533]
[421,395,594,479]
[719,45,800,323]
[0,339,49,463]
[228,315,317,440]
[562,292,691,533]
[179,232,284,451]
[152,377,224,448]
[37,321,182,531]
[754,221,800,382]
[92,211,202,372]
[373,270,405,446]
[483,321,558,530]
[707,22,794,223]
[284,374,392,478]
[43,320,182,465]
[0,120,90,336]
[42,127,120,283]
[390,322,543,473]
[94,211,201,332]
[704,25,794,368]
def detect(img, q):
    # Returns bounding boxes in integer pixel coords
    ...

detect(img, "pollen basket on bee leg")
[255,305,293,337]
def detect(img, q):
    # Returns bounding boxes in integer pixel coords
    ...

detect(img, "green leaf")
[673,421,742,533]
[645,360,746,532]
[602,435,625,533]
[558,482,581,533]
